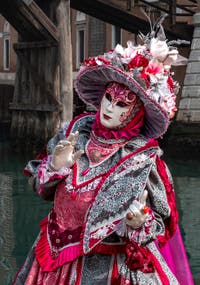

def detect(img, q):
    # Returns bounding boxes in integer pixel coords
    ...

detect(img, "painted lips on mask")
[103,114,111,120]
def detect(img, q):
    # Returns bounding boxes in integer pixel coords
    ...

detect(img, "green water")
[0,132,199,284]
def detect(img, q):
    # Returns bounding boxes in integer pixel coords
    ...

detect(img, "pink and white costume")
[13,114,193,285]
[13,21,194,284]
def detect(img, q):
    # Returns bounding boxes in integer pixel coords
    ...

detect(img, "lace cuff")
[37,155,71,194]
[127,211,157,245]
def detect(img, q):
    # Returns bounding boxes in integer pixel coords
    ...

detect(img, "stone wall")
[177,13,200,123]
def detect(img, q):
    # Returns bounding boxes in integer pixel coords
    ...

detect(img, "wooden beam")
[71,0,148,34]
[57,0,73,122]
[14,41,57,49]
[197,0,200,12]
[0,0,194,42]
[170,0,177,26]
[27,2,58,41]
[71,0,194,41]
[0,0,58,43]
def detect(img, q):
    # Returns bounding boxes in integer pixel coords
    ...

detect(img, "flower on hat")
[75,19,188,139]
[83,56,111,67]
[163,49,179,70]
[145,61,163,75]
[115,41,146,61]
[128,54,149,70]
[81,37,182,119]
[149,38,169,62]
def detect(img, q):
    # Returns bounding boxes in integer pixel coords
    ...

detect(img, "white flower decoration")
[150,38,169,62]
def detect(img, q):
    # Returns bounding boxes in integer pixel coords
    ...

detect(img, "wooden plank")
[14,41,57,49]
[9,102,59,112]
[14,46,61,107]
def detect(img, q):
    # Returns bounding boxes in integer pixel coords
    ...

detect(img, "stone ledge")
[184,74,200,85]
[193,27,200,38]
[191,38,200,50]
[186,62,200,73]
[189,50,200,61]
[182,86,200,97]
[176,109,200,122]
[179,98,200,109]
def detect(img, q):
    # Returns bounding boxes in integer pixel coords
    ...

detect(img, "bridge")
[0,0,197,41]
[0,0,199,146]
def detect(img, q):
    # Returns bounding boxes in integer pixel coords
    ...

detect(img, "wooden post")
[56,0,73,123]
[170,0,176,27]
[197,0,200,12]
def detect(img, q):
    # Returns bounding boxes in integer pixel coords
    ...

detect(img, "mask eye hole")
[105,93,112,102]
[116,101,129,107]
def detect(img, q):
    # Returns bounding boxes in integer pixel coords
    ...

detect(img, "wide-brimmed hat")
[75,33,187,138]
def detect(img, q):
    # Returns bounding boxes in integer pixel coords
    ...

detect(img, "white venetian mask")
[99,83,138,129]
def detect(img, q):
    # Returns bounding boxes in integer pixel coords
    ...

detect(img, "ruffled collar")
[91,106,145,142]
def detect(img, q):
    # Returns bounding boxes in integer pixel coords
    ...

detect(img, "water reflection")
[0,174,16,284]
[0,134,199,284]
[176,176,200,278]
[0,135,52,285]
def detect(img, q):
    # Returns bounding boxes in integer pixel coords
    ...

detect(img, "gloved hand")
[51,131,84,171]
[126,190,150,229]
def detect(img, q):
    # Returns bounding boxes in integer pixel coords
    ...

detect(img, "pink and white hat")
[75,33,187,138]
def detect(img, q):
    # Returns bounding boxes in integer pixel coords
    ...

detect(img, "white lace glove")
[50,131,84,171]
[126,190,150,229]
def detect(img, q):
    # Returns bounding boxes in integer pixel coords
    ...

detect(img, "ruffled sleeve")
[24,123,70,200]
[37,155,71,195]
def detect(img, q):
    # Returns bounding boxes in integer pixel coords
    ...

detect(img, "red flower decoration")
[167,75,174,92]
[83,57,97,66]
[83,56,111,67]
[128,54,149,70]
[145,62,163,75]
[96,56,111,65]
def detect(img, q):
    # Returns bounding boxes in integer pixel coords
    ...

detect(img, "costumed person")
[13,22,194,285]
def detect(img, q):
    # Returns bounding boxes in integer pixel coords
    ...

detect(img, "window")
[4,37,10,70]
[111,25,122,48]
[76,12,86,68]
[76,26,85,67]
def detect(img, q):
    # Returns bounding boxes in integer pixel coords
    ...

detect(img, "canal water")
[0,128,199,285]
